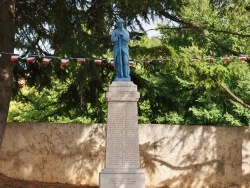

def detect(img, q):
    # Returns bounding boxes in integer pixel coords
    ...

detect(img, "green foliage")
[9,60,113,123]
[8,85,60,122]
[7,0,250,126]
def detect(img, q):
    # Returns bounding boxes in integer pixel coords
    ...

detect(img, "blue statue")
[111,18,131,81]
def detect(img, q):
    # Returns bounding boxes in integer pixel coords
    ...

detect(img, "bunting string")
[0,51,248,69]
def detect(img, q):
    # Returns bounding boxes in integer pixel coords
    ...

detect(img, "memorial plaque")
[100,81,145,188]
[105,100,140,168]
[100,169,145,188]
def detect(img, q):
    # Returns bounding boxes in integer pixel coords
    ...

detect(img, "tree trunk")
[0,0,15,147]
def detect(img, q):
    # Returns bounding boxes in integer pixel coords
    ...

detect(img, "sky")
[144,23,160,37]
[136,17,161,37]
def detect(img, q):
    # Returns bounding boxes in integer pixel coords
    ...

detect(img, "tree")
[2,0,250,146]
[0,0,16,146]
[0,0,183,146]
[158,0,250,124]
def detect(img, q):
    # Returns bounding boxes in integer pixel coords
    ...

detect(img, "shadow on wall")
[139,125,250,188]
[0,123,105,185]
[48,124,106,185]
[55,124,106,185]
[1,123,250,188]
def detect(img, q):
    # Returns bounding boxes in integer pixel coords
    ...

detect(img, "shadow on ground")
[0,172,98,188]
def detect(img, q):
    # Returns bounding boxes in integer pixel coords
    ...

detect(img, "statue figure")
[111,18,131,81]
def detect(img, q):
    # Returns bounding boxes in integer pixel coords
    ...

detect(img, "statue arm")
[122,30,130,42]
[111,30,118,42]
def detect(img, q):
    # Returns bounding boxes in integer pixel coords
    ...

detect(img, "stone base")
[114,77,131,81]
[99,168,145,188]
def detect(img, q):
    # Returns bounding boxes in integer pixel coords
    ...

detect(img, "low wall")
[0,123,250,188]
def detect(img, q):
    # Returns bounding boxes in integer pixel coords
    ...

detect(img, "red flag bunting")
[239,55,247,61]
[129,60,134,66]
[222,56,230,62]
[0,51,249,66]
[43,57,52,65]
[206,56,214,62]
[144,59,150,65]
[191,57,198,62]
[26,56,36,63]
[77,58,85,64]
[61,58,69,67]
[110,60,114,67]
[11,54,19,62]
[94,59,102,65]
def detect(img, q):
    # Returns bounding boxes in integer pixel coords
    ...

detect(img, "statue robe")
[111,28,130,78]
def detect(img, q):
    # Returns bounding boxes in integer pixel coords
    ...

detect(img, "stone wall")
[0,123,249,188]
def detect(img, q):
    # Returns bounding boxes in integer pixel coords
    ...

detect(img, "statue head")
[117,18,124,29]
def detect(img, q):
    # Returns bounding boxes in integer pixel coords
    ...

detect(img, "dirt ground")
[0,172,98,188]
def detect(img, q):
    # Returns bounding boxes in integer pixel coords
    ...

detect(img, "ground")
[0,173,98,188]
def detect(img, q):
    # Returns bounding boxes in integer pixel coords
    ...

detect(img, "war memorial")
[99,18,145,188]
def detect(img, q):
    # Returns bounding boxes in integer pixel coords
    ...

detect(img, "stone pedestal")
[99,81,145,188]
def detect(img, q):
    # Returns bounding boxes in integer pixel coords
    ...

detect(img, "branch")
[147,15,249,57]
[219,82,250,110]
[158,10,185,25]
[150,26,250,38]
[189,64,250,110]
[205,34,241,56]
[205,27,250,38]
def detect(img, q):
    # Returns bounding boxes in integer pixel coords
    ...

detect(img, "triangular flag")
[222,56,230,62]
[77,58,85,64]
[43,57,52,65]
[239,55,247,61]
[143,59,150,65]
[110,60,114,67]
[61,58,69,67]
[26,55,36,63]
[129,59,134,66]
[206,56,214,62]
[94,59,102,65]
[11,54,19,62]
[190,57,198,62]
